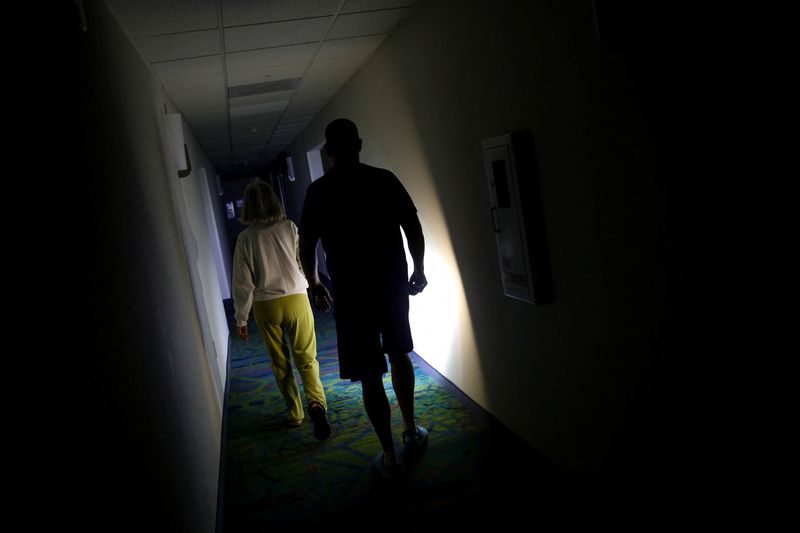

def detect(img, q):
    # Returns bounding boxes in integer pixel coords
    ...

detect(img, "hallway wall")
[57,2,228,531]
[287,0,695,493]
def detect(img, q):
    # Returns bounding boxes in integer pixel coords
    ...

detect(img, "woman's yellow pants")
[253,293,326,422]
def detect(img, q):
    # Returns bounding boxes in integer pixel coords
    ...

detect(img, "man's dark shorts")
[332,285,413,382]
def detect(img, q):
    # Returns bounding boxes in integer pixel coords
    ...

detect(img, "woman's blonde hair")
[240,180,285,224]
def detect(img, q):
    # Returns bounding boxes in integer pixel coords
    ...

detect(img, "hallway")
[39,1,699,531]
[222,302,572,531]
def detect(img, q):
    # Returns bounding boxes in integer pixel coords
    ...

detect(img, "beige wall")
[61,2,228,530]
[288,0,692,489]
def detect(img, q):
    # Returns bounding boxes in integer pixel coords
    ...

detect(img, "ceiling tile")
[272,132,301,144]
[231,121,274,135]
[201,143,232,158]
[285,99,327,113]
[225,18,333,52]
[230,112,282,128]
[308,55,366,75]
[206,152,232,162]
[206,150,233,165]
[226,43,318,72]
[294,82,346,101]
[111,0,423,174]
[328,8,412,39]
[270,136,297,146]
[232,137,269,151]
[230,127,272,141]
[162,74,226,113]
[278,114,315,127]
[279,122,312,134]
[227,63,308,87]
[229,90,296,109]
[299,61,359,96]
[233,155,264,167]
[232,156,263,167]
[184,111,228,143]
[152,55,223,81]
[229,100,289,118]
[183,109,228,126]
[106,0,217,37]
[317,35,386,60]
[341,0,418,14]
[202,139,231,149]
[273,121,303,132]
[228,78,301,98]
[222,0,341,27]
[189,122,229,144]
[232,150,267,162]
[134,30,220,62]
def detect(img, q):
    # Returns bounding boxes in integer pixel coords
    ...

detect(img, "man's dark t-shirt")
[299,163,416,295]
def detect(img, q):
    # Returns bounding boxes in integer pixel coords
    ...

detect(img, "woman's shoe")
[286,418,303,428]
[309,404,331,440]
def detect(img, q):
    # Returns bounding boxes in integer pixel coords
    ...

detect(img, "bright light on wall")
[405,230,486,405]
[408,248,459,367]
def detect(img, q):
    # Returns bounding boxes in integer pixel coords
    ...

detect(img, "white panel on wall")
[166,113,189,172]
[482,133,552,305]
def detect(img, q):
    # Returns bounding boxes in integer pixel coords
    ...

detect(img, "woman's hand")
[237,325,249,341]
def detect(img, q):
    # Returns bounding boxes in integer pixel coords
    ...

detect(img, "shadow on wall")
[322,0,698,499]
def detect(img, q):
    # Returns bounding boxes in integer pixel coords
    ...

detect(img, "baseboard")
[215,332,232,533]
[409,351,569,484]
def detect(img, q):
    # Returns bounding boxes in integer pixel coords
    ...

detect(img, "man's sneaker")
[402,425,429,448]
[373,452,403,480]
[309,404,331,441]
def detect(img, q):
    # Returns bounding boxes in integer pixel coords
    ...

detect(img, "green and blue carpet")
[222,302,571,532]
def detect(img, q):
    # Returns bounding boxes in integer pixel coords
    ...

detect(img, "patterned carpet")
[222,300,572,532]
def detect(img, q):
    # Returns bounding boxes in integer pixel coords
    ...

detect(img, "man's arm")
[299,235,332,311]
[400,212,428,295]
[298,185,332,312]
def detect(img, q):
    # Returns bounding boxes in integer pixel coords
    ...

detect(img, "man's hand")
[409,271,428,295]
[237,325,249,341]
[309,282,332,312]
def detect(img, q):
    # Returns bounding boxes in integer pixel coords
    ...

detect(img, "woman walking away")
[232,179,330,440]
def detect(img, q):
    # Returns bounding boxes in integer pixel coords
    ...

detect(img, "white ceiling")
[104,0,421,178]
